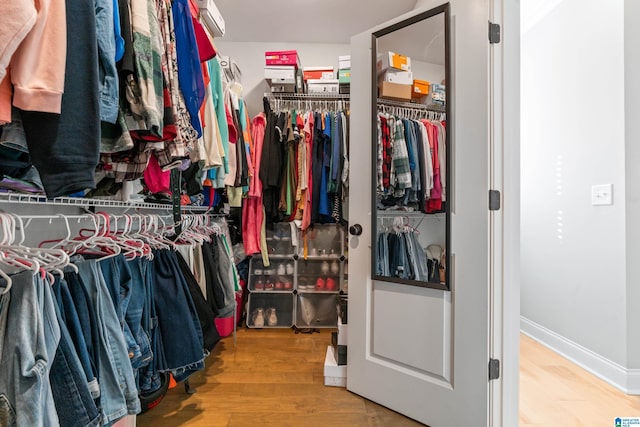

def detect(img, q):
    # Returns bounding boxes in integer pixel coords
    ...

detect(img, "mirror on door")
[371,4,450,290]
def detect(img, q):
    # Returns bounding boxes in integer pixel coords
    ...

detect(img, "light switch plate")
[592,184,613,206]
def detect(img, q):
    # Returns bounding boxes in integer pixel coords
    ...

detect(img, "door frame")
[489,0,520,425]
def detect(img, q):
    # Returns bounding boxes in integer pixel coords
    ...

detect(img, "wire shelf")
[0,193,213,212]
[264,92,350,100]
[377,98,446,112]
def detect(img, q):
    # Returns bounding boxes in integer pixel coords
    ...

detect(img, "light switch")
[592,184,613,206]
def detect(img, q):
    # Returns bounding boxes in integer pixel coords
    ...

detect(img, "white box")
[337,323,348,346]
[196,0,225,37]
[380,70,413,85]
[324,346,347,387]
[339,60,351,69]
[338,55,351,61]
[307,79,339,94]
[264,66,296,80]
[377,51,412,73]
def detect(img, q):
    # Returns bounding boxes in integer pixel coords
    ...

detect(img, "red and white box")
[265,50,301,68]
[303,66,335,81]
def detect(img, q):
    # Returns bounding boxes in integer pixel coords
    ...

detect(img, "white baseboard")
[521,316,639,395]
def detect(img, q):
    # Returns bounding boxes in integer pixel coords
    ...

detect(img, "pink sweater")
[0,1,37,82]
[6,0,67,114]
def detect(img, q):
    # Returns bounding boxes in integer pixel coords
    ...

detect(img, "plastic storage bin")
[247,293,294,328]
[248,257,294,292]
[303,225,343,259]
[296,293,338,328]
[265,223,296,257]
[296,259,341,293]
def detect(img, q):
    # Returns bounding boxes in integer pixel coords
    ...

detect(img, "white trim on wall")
[521,316,639,395]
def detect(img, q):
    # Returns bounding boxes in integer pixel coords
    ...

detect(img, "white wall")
[625,0,640,372]
[521,0,627,366]
[214,41,350,118]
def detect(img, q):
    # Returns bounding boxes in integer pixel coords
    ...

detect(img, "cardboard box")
[265,50,300,68]
[338,68,351,84]
[380,69,413,85]
[378,81,411,101]
[307,79,339,94]
[264,66,296,81]
[303,66,335,80]
[377,51,411,73]
[412,79,430,98]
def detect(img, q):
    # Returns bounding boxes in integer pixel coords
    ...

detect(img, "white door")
[347,1,516,425]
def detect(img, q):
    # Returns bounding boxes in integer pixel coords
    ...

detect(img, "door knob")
[349,224,363,236]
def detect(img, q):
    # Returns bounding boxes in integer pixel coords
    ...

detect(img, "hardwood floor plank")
[140,329,640,426]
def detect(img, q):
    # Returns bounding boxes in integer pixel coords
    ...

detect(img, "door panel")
[372,282,451,381]
[348,1,492,425]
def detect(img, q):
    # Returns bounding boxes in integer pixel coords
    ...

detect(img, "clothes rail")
[377,98,446,121]
[264,92,350,113]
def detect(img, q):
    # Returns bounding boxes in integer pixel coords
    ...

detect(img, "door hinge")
[489,22,501,44]
[489,358,500,380]
[489,190,501,211]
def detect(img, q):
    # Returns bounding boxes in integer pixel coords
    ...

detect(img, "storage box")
[265,50,300,68]
[247,293,294,328]
[303,66,335,80]
[338,68,351,84]
[264,66,296,80]
[270,83,296,93]
[297,259,341,293]
[339,84,350,95]
[412,79,430,98]
[304,224,343,257]
[307,79,339,94]
[296,293,338,327]
[248,257,294,292]
[379,69,413,85]
[339,55,351,70]
[377,51,411,73]
[265,222,296,255]
[324,345,347,387]
[331,331,348,365]
[431,83,446,105]
[378,81,411,101]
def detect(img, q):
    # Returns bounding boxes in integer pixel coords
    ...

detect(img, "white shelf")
[0,193,212,212]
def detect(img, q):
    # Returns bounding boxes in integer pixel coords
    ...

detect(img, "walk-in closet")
[4,0,637,425]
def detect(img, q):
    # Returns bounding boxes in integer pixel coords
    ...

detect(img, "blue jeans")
[138,257,161,394]
[53,275,100,399]
[0,270,60,426]
[76,260,141,423]
[151,250,205,382]
[50,287,102,427]
[100,255,152,370]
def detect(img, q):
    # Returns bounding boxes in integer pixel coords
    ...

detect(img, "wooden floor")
[138,329,640,426]
[519,333,640,426]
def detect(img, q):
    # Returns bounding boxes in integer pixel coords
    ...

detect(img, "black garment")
[311,112,324,225]
[413,120,428,213]
[232,107,248,187]
[176,252,220,353]
[20,0,100,197]
[201,237,227,317]
[260,99,284,224]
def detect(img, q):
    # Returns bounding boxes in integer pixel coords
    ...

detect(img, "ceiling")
[377,12,445,65]
[215,0,418,43]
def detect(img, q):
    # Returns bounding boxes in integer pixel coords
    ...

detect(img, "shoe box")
[324,345,347,387]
